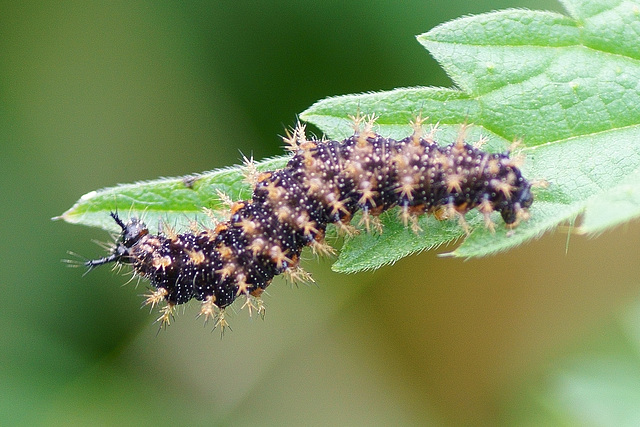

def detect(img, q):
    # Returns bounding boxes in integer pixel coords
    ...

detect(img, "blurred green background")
[3,0,640,425]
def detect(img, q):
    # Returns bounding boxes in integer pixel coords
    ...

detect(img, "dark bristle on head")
[110,211,126,230]
[85,213,149,269]
[83,122,534,326]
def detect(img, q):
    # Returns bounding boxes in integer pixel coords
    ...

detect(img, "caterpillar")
[85,116,533,329]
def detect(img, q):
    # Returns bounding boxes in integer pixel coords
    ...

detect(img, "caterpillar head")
[85,212,148,269]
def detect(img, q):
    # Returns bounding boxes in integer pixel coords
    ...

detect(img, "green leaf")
[302,0,640,270]
[57,157,289,233]
[60,0,640,273]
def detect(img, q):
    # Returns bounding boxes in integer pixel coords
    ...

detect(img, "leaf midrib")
[523,122,640,150]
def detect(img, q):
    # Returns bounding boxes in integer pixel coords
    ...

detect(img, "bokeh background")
[3,0,640,425]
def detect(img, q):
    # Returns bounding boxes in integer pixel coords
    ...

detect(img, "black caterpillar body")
[87,120,533,327]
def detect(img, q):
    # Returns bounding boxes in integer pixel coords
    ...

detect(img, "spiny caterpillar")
[86,116,533,329]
